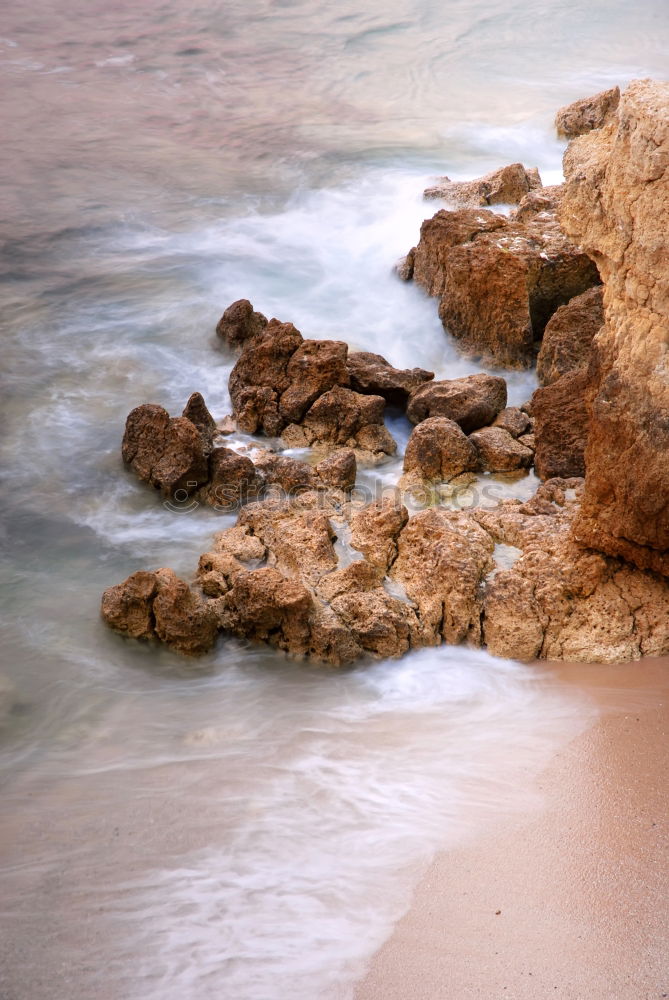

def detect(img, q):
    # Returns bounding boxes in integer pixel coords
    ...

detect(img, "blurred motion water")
[1,1,668,996]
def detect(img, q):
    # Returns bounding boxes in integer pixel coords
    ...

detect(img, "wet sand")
[356,657,669,1000]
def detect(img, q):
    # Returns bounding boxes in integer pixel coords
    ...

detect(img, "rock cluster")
[401,203,599,368]
[220,301,433,460]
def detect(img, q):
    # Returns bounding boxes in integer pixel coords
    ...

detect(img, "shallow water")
[1,1,668,996]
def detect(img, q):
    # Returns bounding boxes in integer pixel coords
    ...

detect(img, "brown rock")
[469,426,534,473]
[560,80,669,574]
[537,286,603,385]
[253,451,319,495]
[315,560,383,602]
[531,368,591,480]
[228,319,304,435]
[407,374,507,432]
[511,185,563,223]
[424,163,542,206]
[403,416,479,482]
[283,386,396,459]
[122,404,210,499]
[349,499,409,571]
[101,568,218,655]
[216,567,313,656]
[492,407,532,438]
[279,339,350,424]
[409,207,599,368]
[237,501,338,586]
[346,351,434,405]
[391,509,495,646]
[216,298,268,350]
[205,447,260,509]
[316,449,357,491]
[476,481,669,662]
[181,392,216,442]
[555,86,620,138]
[330,590,415,658]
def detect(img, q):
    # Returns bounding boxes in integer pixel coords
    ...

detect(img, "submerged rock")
[424,162,541,207]
[560,79,669,575]
[555,85,620,138]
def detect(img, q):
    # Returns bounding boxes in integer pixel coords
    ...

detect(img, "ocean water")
[1,1,668,997]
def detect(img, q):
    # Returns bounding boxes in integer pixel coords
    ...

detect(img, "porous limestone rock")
[216,298,268,350]
[536,285,603,386]
[349,498,409,572]
[403,416,479,483]
[316,449,357,491]
[555,86,620,138]
[560,79,669,574]
[424,163,542,206]
[122,404,210,500]
[531,369,590,480]
[282,386,396,461]
[346,351,434,404]
[492,407,532,438]
[468,426,534,473]
[407,374,507,432]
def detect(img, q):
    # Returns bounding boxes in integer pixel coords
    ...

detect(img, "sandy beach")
[356,657,669,1000]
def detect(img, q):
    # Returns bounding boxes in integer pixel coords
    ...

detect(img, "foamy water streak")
[1,647,591,1000]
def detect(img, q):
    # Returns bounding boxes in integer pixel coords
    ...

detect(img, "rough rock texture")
[216,298,268,350]
[182,392,217,442]
[391,509,495,646]
[316,449,357,491]
[424,163,542,206]
[555,86,620,138]
[349,499,409,572]
[511,184,564,223]
[407,374,507,432]
[559,79,669,575]
[492,407,532,438]
[409,206,599,367]
[346,351,434,404]
[469,426,534,473]
[252,451,320,494]
[122,404,210,500]
[531,368,590,480]
[403,417,479,483]
[205,448,261,509]
[282,386,396,461]
[475,480,669,662]
[101,569,218,655]
[536,285,604,385]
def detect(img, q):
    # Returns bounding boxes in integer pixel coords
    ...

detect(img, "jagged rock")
[555,86,620,138]
[215,567,313,655]
[253,451,320,494]
[205,447,260,509]
[391,509,495,646]
[228,319,305,435]
[316,449,357,491]
[101,569,218,655]
[330,590,416,658]
[424,163,542,206]
[282,386,396,460]
[537,286,603,385]
[315,560,383,602]
[475,480,669,662]
[122,404,210,499]
[407,374,507,432]
[216,298,268,350]
[560,80,669,575]
[349,499,409,571]
[469,426,534,472]
[403,416,479,483]
[492,407,532,438]
[395,250,414,281]
[233,501,338,586]
[511,185,563,223]
[182,392,217,442]
[346,351,433,404]
[409,207,599,367]
[531,368,590,481]
[279,339,350,424]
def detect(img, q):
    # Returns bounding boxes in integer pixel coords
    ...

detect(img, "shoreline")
[355,656,669,1000]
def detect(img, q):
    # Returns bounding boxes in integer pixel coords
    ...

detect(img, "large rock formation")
[407,206,599,367]
[559,79,669,575]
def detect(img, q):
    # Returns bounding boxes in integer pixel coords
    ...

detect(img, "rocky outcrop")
[101,569,219,655]
[216,298,268,350]
[346,351,434,404]
[555,86,620,138]
[559,79,669,575]
[408,206,599,367]
[423,163,542,206]
[281,386,396,461]
[407,374,507,431]
[475,480,669,662]
[536,286,604,385]
[122,404,210,500]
